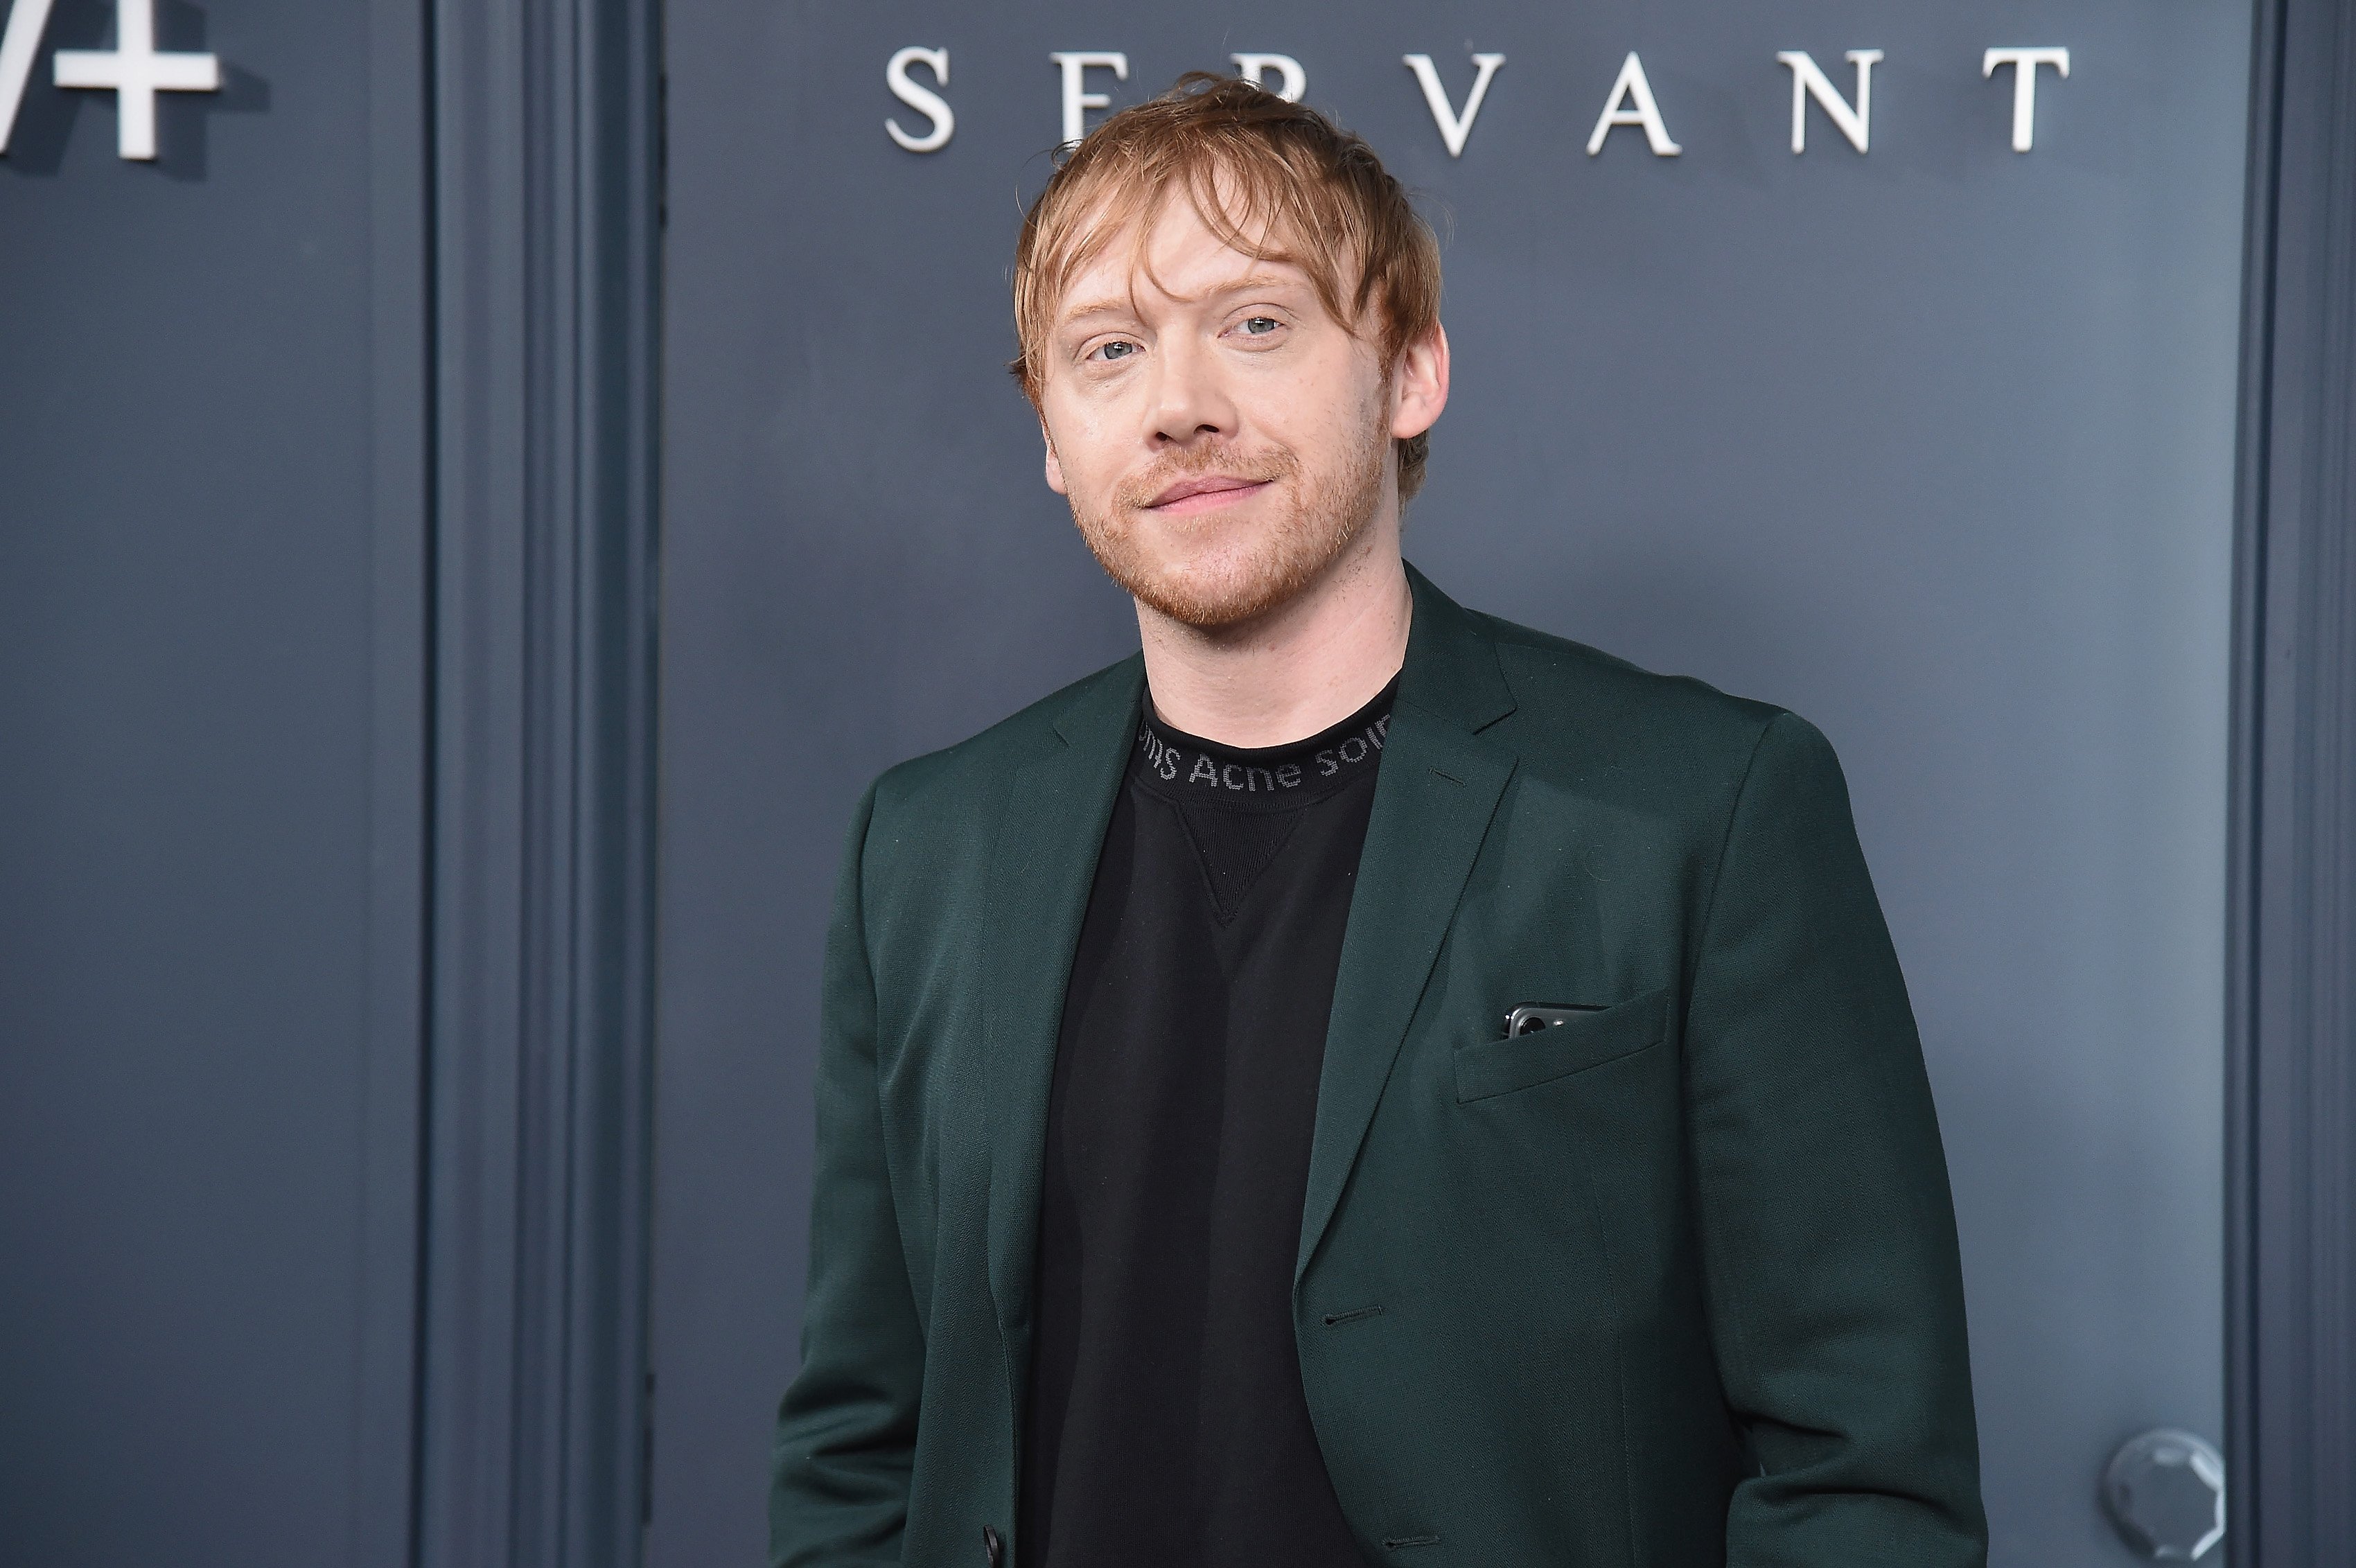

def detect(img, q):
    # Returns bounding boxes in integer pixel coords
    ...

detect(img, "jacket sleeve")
[771,782,928,1566]
[1684,712,1989,1567]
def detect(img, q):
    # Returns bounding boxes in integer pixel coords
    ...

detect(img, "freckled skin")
[1035,193,1449,748]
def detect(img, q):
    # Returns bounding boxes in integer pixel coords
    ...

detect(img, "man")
[773,75,1985,1567]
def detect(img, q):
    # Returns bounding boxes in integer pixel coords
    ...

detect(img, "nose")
[1147,331,1236,448]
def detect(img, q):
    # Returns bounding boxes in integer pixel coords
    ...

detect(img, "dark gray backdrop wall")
[0,3,428,1565]
[655,3,2249,1567]
[0,2,659,1566]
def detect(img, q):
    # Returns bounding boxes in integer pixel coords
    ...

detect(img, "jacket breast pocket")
[1452,987,1671,1103]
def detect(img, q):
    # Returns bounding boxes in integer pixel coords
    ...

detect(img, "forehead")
[1052,184,1327,319]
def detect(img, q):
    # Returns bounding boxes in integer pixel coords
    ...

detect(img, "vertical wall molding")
[358,3,434,1566]
[2228,0,2356,1561]
[413,0,662,1564]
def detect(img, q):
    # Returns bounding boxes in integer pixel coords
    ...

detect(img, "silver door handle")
[2101,1428,2226,1560]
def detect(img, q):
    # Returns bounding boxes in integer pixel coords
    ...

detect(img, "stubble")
[1066,403,1389,631]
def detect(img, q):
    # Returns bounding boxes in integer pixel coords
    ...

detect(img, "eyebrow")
[1057,298,1139,327]
[1056,273,1314,329]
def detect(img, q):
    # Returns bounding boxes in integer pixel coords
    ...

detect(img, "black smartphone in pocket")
[1502,1003,1603,1037]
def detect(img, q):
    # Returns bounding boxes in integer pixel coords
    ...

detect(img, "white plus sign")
[52,0,218,161]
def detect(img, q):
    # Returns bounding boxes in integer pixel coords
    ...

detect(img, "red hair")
[1010,73,1443,499]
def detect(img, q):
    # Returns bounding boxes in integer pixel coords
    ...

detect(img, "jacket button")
[982,1524,1004,1566]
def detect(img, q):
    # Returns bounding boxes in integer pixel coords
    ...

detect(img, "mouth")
[1143,474,1272,516]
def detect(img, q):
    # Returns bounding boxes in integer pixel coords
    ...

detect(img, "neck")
[1136,518,1412,749]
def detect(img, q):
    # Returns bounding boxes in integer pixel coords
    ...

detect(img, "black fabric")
[1017,676,1399,1568]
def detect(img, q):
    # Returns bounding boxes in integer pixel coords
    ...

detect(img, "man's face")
[1035,194,1409,630]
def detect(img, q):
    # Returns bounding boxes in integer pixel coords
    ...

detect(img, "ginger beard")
[1062,385,1391,631]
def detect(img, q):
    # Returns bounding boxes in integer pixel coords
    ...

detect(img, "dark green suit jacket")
[773,566,1986,1567]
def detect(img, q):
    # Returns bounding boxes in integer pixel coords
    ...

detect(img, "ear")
[1041,414,1070,496]
[1389,320,1450,441]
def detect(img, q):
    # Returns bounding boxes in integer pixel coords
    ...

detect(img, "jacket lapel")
[983,656,1145,1355]
[1297,566,1518,1280]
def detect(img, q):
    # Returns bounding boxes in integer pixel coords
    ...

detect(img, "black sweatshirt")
[1017,676,1400,1568]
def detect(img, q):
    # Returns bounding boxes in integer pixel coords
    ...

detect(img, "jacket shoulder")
[1463,607,1822,786]
[1475,606,1781,725]
[865,653,1142,825]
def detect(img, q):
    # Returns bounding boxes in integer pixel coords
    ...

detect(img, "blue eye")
[1094,340,1139,362]
[1241,316,1281,335]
